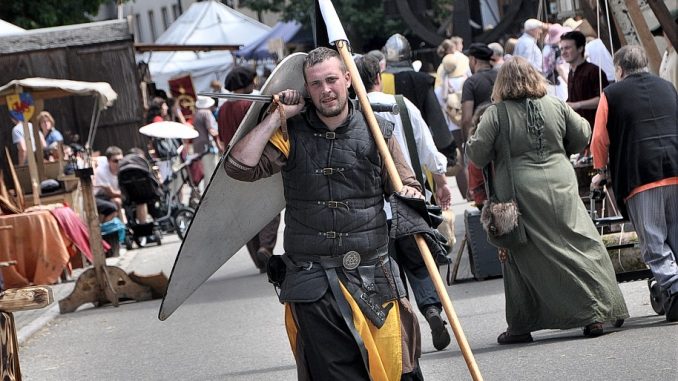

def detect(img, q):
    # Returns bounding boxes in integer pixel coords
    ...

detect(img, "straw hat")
[195,95,215,109]
[562,17,583,30]
[442,52,470,77]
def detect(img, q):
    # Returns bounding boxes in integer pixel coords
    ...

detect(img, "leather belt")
[284,248,388,271]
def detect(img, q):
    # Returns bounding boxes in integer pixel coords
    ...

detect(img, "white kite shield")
[159,52,308,321]
[139,121,199,140]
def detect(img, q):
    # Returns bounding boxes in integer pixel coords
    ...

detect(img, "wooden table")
[0,211,71,289]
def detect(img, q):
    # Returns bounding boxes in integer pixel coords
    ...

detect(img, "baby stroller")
[118,153,164,248]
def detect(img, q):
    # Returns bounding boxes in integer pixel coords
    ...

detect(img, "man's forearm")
[572,96,600,111]
[229,112,281,166]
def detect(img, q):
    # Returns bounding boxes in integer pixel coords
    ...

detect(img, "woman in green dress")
[466,57,628,344]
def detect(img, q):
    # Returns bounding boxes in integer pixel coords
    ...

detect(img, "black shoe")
[665,292,678,322]
[497,331,533,345]
[583,322,604,337]
[424,306,451,351]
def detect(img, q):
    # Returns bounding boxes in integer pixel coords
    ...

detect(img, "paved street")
[14,184,678,380]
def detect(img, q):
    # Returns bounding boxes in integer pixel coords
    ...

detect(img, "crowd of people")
[5,11,676,380]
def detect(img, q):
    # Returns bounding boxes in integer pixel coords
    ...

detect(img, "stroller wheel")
[173,207,195,240]
[649,279,666,315]
[153,229,163,246]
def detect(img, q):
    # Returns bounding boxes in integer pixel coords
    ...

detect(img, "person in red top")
[217,66,257,152]
[217,65,280,272]
[591,45,678,322]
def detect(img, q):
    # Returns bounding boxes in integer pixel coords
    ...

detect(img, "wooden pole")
[78,168,118,307]
[647,0,678,51]
[625,0,662,73]
[336,39,484,381]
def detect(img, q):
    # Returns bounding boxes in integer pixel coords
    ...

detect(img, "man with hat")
[217,66,257,151]
[514,18,545,72]
[461,43,497,203]
[217,65,281,273]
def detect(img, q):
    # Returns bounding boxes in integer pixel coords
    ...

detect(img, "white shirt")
[514,33,543,72]
[368,92,447,219]
[585,38,615,82]
[11,121,41,151]
[93,156,119,194]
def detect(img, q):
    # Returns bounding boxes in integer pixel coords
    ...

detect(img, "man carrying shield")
[225,47,426,380]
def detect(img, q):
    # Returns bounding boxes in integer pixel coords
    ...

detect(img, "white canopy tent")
[140,0,270,93]
[0,19,26,37]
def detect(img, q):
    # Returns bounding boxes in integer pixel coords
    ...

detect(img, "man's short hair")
[613,45,648,75]
[105,146,123,160]
[488,42,504,57]
[560,31,586,50]
[354,54,381,91]
[303,47,346,82]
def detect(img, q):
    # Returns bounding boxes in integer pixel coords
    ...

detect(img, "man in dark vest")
[225,47,426,380]
[381,33,458,173]
[591,45,678,322]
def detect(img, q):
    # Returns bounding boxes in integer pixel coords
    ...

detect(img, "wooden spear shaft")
[335,40,483,381]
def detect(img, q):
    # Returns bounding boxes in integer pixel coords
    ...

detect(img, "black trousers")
[290,290,425,380]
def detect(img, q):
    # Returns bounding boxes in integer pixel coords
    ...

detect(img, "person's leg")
[626,187,678,295]
[396,236,450,350]
[291,294,370,380]
[135,203,149,223]
[627,186,678,321]
[451,129,468,198]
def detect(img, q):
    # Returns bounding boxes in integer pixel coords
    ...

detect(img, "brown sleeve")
[223,143,286,182]
[383,137,422,195]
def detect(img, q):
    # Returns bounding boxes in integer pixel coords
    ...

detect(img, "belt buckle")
[343,251,361,270]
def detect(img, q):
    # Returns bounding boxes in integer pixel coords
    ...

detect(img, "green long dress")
[466,96,629,335]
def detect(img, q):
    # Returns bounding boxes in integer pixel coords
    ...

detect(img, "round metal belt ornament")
[343,251,361,270]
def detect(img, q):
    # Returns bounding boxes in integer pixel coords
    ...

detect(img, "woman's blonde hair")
[491,56,547,102]
[36,111,55,128]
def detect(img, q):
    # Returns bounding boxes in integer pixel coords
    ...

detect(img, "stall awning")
[0,78,117,109]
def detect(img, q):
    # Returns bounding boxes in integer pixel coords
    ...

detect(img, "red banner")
[168,75,196,120]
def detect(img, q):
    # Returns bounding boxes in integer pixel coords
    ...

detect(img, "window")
[172,4,180,20]
[148,10,157,41]
[134,14,143,42]
[161,7,170,30]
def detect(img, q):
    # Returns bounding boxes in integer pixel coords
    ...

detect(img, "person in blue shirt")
[37,111,64,148]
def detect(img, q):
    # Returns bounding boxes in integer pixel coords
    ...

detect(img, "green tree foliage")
[0,0,110,29]
[239,0,405,48]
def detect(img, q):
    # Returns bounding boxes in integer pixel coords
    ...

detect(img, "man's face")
[108,154,123,175]
[559,39,581,64]
[304,57,351,118]
[469,56,477,74]
[527,27,542,39]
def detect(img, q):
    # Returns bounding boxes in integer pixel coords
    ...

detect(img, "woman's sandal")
[583,322,604,337]
[497,331,533,345]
